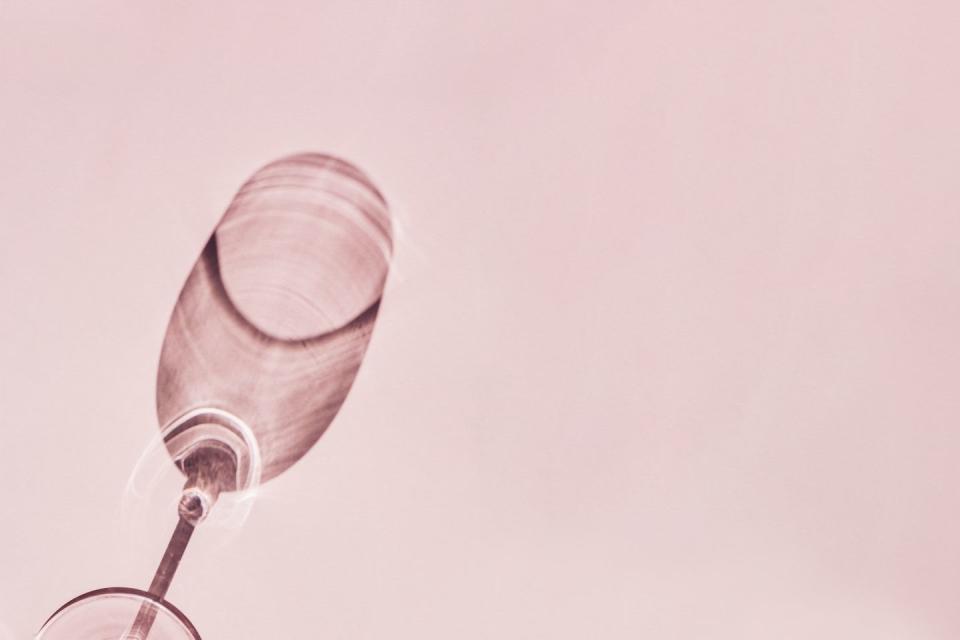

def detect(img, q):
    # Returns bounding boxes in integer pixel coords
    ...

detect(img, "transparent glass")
[36,588,200,640]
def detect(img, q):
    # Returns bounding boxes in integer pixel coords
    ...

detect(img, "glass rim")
[38,586,201,639]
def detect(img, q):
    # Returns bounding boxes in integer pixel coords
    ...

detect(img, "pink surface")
[2,2,960,637]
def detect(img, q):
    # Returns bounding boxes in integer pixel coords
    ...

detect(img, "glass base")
[36,588,200,640]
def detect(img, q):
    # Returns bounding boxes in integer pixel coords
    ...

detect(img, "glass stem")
[127,516,197,638]
[125,443,237,639]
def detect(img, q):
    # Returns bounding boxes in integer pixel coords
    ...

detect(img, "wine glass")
[37,153,393,638]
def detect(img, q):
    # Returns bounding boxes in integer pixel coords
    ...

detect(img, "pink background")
[3,1,960,637]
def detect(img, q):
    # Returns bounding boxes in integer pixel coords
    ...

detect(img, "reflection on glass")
[36,588,199,640]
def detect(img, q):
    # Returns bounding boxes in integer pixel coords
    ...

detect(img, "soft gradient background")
[2,1,960,637]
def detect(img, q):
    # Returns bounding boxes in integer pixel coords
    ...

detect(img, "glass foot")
[36,587,200,639]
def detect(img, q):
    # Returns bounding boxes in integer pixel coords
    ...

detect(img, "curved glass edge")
[162,407,263,493]
[123,406,263,533]
[36,587,201,639]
